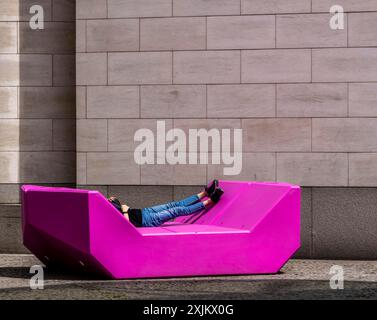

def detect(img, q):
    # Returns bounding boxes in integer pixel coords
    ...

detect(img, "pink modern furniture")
[21,181,300,279]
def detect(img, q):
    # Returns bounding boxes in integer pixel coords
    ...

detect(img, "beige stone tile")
[19,0,52,21]
[20,119,53,151]
[173,0,240,16]
[76,86,86,119]
[53,119,76,151]
[141,17,206,51]
[0,22,17,53]
[349,154,377,186]
[20,54,52,86]
[0,87,17,119]
[312,0,377,12]
[172,119,242,154]
[174,51,240,84]
[207,16,275,50]
[87,19,139,52]
[87,152,140,185]
[173,186,202,199]
[0,119,53,151]
[0,204,20,218]
[19,22,75,54]
[277,14,347,48]
[108,119,173,152]
[52,0,75,21]
[277,153,348,186]
[19,152,76,183]
[0,54,19,86]
[76,53,107,85]
[173,186,203,200]
[313,48,377,82]
[109,52,172,85]
[312,118,377,152]
[87,86,139,119]
[76,20,86,53]
[0,120,19,151]
[172,162,207,185]
[141,85,206,118]
[53,54,75,86]
[0,152,19,183]
[208,84,275,118]
[19,87,75,119]
[0,0,19,21]
[108,0,172,18]
[242,0,311,14]
[77,0,107,19]
[140,158,207,185]
[349,83,377,117]
[0,216,27,253]
[77,119,107,152]
[76,152,87,185]
[277,84,348,117]
[349,13,377,47]
[242,118,311,152]
[208,153,276,182]
[173,119,241,131]
[140,163,173,186]
[108,185,173,208]
[0,184,20,204]
[242,49,311,83]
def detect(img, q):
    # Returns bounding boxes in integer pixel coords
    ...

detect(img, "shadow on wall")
[18,0,76,185]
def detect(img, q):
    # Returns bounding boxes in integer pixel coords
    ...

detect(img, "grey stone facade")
[1,1,377,259]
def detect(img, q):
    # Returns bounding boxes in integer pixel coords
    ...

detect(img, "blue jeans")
[141,195,205,227]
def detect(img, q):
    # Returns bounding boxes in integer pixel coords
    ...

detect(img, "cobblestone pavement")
[1,255,377,299]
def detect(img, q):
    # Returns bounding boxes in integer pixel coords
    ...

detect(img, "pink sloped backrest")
[22,185,91,253]
[173,181,246,224]
[88,191,140,238]
[175,181,294,231]
[211,182,293,230]
[190,181,247,225]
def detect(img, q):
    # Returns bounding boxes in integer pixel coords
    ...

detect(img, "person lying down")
[108,180,224,228]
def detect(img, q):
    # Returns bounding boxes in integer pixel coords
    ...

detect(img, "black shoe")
[205,179,218,196]
[108,197,123,213]
[210,187,224,203]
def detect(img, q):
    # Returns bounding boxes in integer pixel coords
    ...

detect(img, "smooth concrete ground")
[1,255,377,300]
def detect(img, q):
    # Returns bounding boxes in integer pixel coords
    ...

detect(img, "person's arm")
[121,205,130,221]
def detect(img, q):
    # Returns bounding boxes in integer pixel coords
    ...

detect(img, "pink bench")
[21,181,300,279]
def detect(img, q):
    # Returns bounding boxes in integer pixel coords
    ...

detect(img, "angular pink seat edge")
[21,181,301,279]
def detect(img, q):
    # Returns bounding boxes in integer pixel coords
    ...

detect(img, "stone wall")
[75,0,377,259]
[0,0,76,253]
[1,0,377,258]
[76,0,377,187]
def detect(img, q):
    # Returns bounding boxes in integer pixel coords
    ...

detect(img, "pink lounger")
[21,181,300,279]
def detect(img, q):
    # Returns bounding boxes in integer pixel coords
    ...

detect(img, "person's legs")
[142,201,207,227]
[141,188,224,227]
[175,191,207,207]
[108,180,217,215]
[143,191,207,214]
